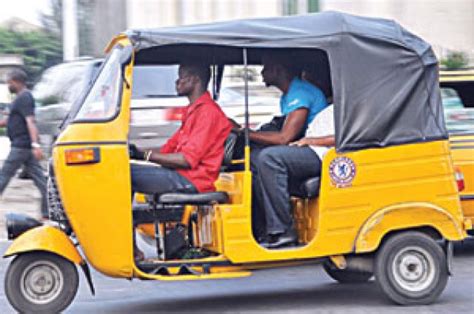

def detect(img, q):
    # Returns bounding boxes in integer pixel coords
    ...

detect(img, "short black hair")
[180,63,211,89]
[7,69,28,84]
[262,52,301,78]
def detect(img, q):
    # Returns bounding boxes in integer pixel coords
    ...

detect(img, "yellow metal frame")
[3,226,83,265]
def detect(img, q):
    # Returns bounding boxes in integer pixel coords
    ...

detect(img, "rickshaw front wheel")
[374,231,448,305]
[4,251,79,313]
[323,261,373,283]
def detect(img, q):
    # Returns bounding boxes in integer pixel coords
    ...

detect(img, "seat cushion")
[290,177,321,199]
[301,177,321,198]
[158,192,229,205]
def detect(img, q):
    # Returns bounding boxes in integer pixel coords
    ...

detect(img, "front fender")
[355,202,466,253]
[3,225,83,264]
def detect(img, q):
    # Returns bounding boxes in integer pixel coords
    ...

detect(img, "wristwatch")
[31,142,41,149]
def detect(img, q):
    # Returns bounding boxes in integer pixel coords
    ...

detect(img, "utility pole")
[63,0,79,61]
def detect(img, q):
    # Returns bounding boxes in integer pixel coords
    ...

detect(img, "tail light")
[164,107,184,121]
[454,167,465,192]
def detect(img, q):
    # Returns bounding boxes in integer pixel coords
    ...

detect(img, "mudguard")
[3,225,83,264]
[354,202,466,253]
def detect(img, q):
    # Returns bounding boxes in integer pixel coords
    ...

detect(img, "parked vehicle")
[3,12,471,312]
[34,62,280,154]
[33,59,103,154]
[440,70,474,133]
[442,70,474,231]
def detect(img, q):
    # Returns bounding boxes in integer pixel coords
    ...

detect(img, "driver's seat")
[155,131,237,205]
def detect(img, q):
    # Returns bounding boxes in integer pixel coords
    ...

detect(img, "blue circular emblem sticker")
[329,156,356,187]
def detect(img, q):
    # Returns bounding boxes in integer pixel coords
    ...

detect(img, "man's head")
[175,63,211,97]
[6,69,28,94]
[261,53,299,88]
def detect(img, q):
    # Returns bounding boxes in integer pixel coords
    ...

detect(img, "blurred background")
[0,0,473,156]
[0,0,473,83]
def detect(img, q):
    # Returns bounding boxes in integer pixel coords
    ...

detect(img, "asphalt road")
[0,240,473,313]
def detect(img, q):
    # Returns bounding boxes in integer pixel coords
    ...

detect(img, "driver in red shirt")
[130,63,232,195]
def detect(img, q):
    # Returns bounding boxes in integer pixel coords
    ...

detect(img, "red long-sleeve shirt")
[160,92,232,192]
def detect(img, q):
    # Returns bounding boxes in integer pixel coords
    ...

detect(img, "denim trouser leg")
[257,146,321,235]
[130,162,197,196]
[0,147,48,217]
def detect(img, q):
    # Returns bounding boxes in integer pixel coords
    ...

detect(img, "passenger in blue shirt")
[230,52,328,242]
[280,77,327,129]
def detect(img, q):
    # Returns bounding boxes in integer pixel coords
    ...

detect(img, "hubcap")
[391,246,436,292]
[20,260,63,304]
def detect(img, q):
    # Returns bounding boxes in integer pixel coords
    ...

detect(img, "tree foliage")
[440,51,470,70]
[0,28,62,84]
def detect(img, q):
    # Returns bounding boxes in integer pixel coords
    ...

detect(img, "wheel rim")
[20,260,64,305]
[391,246,436,293]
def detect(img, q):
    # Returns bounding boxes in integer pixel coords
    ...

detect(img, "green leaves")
[440,52,470,70]
[0,28,62,84]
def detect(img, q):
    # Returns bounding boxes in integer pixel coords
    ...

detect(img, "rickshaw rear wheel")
[323,261,373,283]
[5,252,79,313]
[374,231,448,305]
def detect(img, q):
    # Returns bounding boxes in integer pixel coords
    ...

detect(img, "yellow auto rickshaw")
[3,12,471,312]
[441,70,474,228]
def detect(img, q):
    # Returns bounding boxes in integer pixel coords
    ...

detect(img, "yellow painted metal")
[52,39,135,278]
[133,267,251,281]
[355,203,465,253]
[440,70,474,82]
[3,226,83,264]
[465,218,473,230]
[329,255,347,269]
[104,34,130,53]
[449,133,474,223]
[210,140,465,264]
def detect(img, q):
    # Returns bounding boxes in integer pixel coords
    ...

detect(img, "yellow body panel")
[52,39,135,278]
[439,70,474,82]
[450,134,474,222]
[3,226,83,264]
[355,203,464,252]
[207,140,464,264]
[439,70,474,226]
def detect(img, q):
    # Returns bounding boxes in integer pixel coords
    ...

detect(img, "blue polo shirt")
[280,77,327,127]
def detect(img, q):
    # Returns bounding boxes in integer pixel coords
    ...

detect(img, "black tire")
[374,231,448,305]
[5,252,79,313]
[323,260,373,283]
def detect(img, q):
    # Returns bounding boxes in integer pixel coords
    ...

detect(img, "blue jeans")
[0,147,48,218]
[255,145,321,235]
[130,162,197,196]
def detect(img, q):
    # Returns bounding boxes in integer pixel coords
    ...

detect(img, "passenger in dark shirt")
[0,69,48,218]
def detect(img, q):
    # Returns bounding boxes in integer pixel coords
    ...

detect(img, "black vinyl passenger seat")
[290,177,321,199]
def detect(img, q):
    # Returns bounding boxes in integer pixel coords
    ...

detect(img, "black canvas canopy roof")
[125,11,447,152]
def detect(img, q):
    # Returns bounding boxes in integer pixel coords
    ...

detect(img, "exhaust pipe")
[5,213,43,240]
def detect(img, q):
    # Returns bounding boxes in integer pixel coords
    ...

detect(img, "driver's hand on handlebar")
[129,144,146,160]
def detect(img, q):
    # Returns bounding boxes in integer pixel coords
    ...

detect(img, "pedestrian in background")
[0,69,48,219]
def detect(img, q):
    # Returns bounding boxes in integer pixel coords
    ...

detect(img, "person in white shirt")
[257,105,335,248]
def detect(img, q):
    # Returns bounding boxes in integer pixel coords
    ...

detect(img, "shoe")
[261,229,298,249]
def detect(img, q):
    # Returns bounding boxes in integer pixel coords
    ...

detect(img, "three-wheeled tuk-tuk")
[3,12,471,312]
